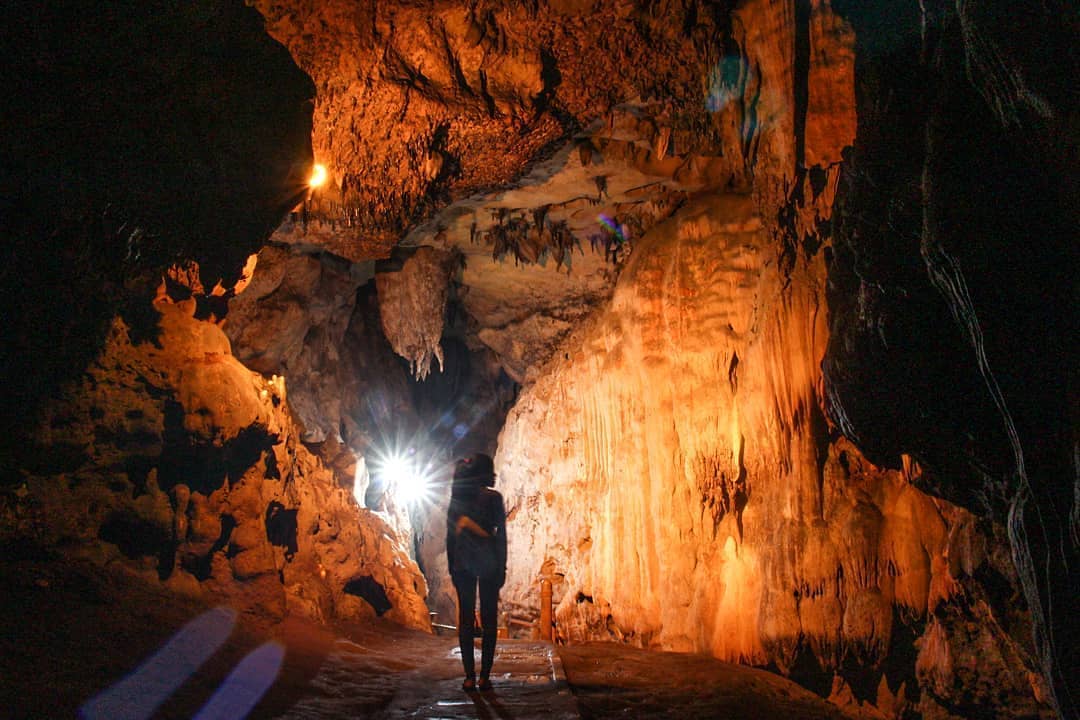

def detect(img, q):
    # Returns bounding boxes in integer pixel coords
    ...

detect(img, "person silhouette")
[446,453,507,692]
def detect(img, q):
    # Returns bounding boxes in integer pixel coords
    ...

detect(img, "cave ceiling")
[252,0,745,380]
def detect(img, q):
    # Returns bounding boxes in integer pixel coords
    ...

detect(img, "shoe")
[477,676,493,692]
[462,677,477,692]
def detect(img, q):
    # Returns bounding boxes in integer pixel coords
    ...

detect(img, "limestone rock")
[494,188,1049,714]
[250,0,766,384]
[0,0,315,457]
[823,2,1078,713]
[225,245,375,444]
[251,0,732,259]
[8,296,431,631]
[375,247,457,380]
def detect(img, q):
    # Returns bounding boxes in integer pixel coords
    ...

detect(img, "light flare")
[371,447,435,506]
[598,213,626,242]
[308,163,328,189]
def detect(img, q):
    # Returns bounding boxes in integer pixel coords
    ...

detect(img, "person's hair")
[453,453,495,490]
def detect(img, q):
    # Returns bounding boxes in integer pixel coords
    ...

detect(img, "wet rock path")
[2,559,855,720]
[276,631,579,720]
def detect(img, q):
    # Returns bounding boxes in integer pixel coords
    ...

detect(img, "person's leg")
[478,575,500,683]
[454,574,477,682]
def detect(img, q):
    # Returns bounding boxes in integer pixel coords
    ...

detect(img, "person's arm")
[494,492,507,587]
[456,515,491,537]
[446,507,457,576]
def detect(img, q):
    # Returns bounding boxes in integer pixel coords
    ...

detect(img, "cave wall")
[0,0,315,458]
[224,244,404,449]
[0,1,430,632]
[492,0,1056,716]
[497,193,1049,715]
[235,0,1064,714]
[2,289,431,629]
[823,2,1079,716]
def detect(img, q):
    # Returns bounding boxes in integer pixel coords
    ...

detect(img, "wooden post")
[540,578,554,642]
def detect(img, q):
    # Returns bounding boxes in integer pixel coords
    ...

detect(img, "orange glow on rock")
[308,163,328,188]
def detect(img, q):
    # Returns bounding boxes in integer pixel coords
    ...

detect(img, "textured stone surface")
[494,189,1050,716]
[250,0,756,384]
[0,1,315,456]
[224,245,384,445]
[824,2,1078,715]
[1,0,1071,716]
[458,1,1052,716]
[375,246,457,380]
[251,0,734,260]
[6,295,431,630]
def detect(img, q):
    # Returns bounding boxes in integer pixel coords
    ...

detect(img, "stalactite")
[375,247,455,380]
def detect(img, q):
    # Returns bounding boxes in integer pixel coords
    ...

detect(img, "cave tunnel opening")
[265,501,298,560]
[344,575,393,616]
[355,286,519,600]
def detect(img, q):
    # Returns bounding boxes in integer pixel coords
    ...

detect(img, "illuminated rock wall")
[495,0,1053,715]
[225,245,375,445]
[6,294,431,631]
[0,0,434,632]
[497,189,1050,716]
[251,0,739,260]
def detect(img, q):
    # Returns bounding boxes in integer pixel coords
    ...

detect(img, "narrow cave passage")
[1,1,1075,719]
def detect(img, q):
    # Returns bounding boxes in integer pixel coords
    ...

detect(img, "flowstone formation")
[497,195,1050,717]
[240,0,1066,715]
[3,288,430,630]
[470,0,1058,717]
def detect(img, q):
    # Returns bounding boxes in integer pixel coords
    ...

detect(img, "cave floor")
[0,552,852,719]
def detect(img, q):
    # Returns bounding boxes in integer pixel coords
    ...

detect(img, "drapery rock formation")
[456,0,1061,717]
[375,246,458,380]
[496,193,1051,716]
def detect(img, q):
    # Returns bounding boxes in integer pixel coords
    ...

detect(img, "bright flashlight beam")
[378,451,432,506]
[308,163,328,188]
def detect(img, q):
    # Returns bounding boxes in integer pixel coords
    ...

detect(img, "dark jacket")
[446,486,507,583]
